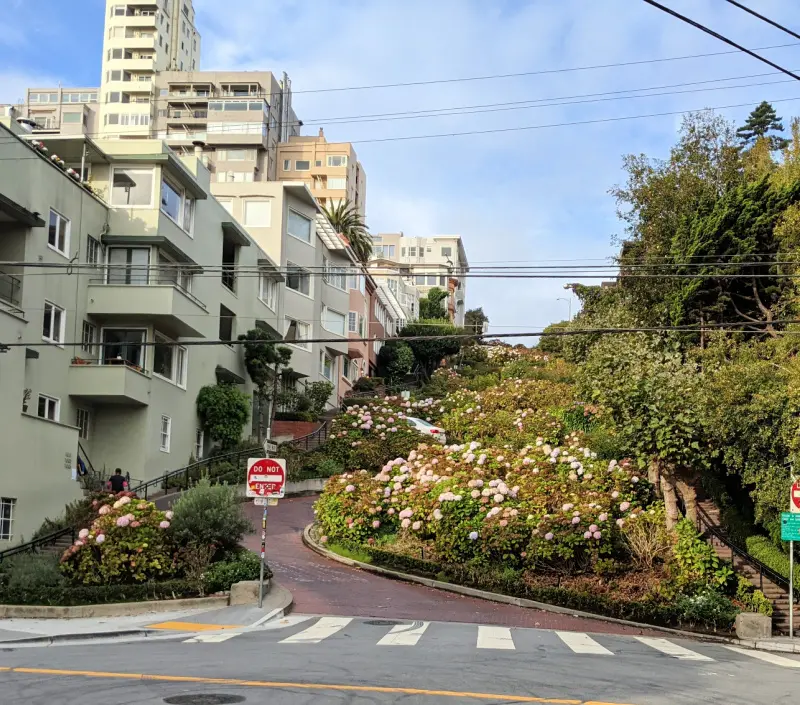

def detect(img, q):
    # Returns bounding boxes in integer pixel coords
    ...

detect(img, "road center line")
[1,666,643,704]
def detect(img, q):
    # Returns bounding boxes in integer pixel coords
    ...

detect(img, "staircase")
[698,499,799,636]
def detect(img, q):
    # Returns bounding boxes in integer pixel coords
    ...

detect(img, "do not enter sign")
[791,479,800,514]
[247,458,286,499]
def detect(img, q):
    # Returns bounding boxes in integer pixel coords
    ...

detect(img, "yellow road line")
[1,666,639,705]
[146,621,244,632]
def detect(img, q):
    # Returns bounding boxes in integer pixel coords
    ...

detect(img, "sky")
[2,0,800,336]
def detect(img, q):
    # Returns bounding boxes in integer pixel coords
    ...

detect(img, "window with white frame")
[348,311,358,333]
[81,321,96,355]
[441,246,453,258]
[342,357,351,380]
[322,307,346,336]
[37,394,59,422]
[282,159,291,171]
[243,200,271,228]
[42,301,65,344]
[47,209,70,256]
[0,498,15,541]
[86,235,103,265]
[195,428,204,459]
[322,257,347,290]
[286,262,311,296]
[327,177,347,189]
[358,314,366,337]
[287,210,312,243]
[259,274,278,310]
[327,155,348,167]
[160,415,172,452]
[153,333,187,387]
[221,149,255,161]
[217,198,234,215]
[112,167,154,207]
[285,317,311,350]
[76,408,91,440]
[320,350,333,381]
[161,178,195,234]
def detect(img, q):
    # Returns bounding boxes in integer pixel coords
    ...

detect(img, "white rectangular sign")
[263,439,278,455]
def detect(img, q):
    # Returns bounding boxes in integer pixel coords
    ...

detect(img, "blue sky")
[3,0,800,334]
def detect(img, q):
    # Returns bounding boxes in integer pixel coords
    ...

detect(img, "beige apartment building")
[277,131,367,216]
[0,117,292,545]
[369,233,468,326]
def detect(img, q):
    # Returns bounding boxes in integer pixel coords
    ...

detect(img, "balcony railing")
[0,271,21,307]
[168,110,208,119]
[89,276,207,311]
[71,356,149,376]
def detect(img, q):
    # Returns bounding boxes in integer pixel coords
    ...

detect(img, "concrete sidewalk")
[0,583,292,645]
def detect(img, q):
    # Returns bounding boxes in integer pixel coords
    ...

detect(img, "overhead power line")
[722,0,800,42]
[640,0,800,82]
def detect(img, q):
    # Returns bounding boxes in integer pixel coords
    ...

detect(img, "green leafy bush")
[275,411,315,422]
[675,589,739,630]
[0,580,199,606]
[672,520,733,592]
[203,550,270,594]
[1,553,65,590]
[745,535,800,585]
[735,575,773,616]
[306,381,335,417]
[170,478,252,557]
[196,383,251,450]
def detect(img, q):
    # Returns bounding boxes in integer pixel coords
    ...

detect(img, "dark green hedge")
[0,580,200,606]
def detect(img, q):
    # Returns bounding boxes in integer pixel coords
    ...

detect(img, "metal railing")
[0,526,75,564]
[88,276,207,311]
[697,504,800,599]
[285,420,331,452]
[70,356,149,375]
[0,271,21,307]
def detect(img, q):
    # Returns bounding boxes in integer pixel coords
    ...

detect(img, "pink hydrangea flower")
[544,532,554,541]
[74,540,84,547]
[598,513,608,522]
[616,518,625,527]
[116,516,130,527]
[468,531,479,540]
[320,536,328,543]
[401,518,411,529]
[589,524,598,533]
[78,529,89,539]
[159,521,170,529]
[95,534,105,544]
[412,521,422,531]
[611,491,619,499]
[499,519,508,527]
[620,501,631,511]
[372,520,381,529]
[130,520,141,528]
[593,531,602,539]
[99,505,111,516]
[571,517,580,525]
[584,531,592,539]
[345,485,355,492]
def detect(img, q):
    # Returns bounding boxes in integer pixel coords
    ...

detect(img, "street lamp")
[556,297,572,321]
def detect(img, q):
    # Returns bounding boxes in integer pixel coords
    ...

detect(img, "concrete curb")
[0,595,230,620]
[249,582,294,626]
[0,628,164,646]
[301,522,800,652]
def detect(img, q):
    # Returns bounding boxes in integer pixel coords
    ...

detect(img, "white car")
[406,417,447,444]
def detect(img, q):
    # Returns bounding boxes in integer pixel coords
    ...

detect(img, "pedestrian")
[107,467,128,493]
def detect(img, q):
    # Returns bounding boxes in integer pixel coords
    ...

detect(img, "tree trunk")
[268,363,281,437]
[647,459,662,494]
[675,477,698,526]
[661,471,681,530]
[256,391,264,444]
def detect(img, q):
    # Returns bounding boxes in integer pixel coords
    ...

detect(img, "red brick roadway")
[243,495,664,636]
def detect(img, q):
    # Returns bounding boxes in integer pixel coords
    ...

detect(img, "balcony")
[87,280,207,337]
[0,271,22,310]
[68,360,151,406]
[167,109,208,122]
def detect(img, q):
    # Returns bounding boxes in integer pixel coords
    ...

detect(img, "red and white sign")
[247,458,286,499]
[791,479,800,514]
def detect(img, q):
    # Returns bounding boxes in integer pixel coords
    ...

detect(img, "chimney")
[192,139,206,158]
[318,127,324,139]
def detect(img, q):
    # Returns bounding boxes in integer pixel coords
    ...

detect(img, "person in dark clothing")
[107,468,128,493]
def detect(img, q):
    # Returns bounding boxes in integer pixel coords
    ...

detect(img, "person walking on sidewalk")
[107,468,128,493]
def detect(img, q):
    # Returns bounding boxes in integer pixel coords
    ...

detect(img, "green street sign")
[780,512,800,542]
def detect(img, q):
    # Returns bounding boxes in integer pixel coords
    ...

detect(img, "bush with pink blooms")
[60,493,176,585]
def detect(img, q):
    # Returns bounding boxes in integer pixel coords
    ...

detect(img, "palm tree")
[321,199,372,263]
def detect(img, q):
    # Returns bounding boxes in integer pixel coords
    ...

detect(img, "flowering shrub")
[60,493,176,585]
[315,435,651,572]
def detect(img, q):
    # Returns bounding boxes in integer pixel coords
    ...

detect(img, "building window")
[259,274,278,310]
[282,159,291,171]
[409,247,416,257]
[295,160,310,171]
[107,247,150,285]
[287,210,312,243]
[358,314,366,337]
[439,276,446,286]
[342,357,351,380]
[48,209,70,256]
[153,333,187,387]
[286,262,311,297]
[285,317,311,350]
[102,328,146,367]
[195,428,204,459]
[81,321,96,355]
[160,415,172,452]
[320,351,333,381]
[322,257,347,290]
[441,246,453,258]
[322,307,346,336]
[348,311,358,333]
[219,304,235,345]
[76,408,91,440]
[327,177,347,190]
[243,200,271,228]
[221,237,238,292]
[0,498,15,541]
[327,155,348,167]
[37,394,59,422]
[161,178,194,234]
[86,235,102,265]
[111,167,154,207]
[42,301,65,344]
[415,275,425,285]
[427,275,437,285]
[62,112,82,124]
[222,149,255,161]
[217,199,234,215]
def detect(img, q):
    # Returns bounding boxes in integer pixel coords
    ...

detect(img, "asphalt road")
[1,616,798,705]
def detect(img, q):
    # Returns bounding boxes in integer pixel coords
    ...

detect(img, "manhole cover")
[163,696,245,705]
[364,620,400,626]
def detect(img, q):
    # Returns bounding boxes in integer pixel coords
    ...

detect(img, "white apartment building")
[369,233,468,326]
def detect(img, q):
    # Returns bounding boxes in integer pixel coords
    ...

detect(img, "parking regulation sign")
[246,457,286,499]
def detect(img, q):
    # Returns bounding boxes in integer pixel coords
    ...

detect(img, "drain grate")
[163,696,245,705]
[364,620,400,626]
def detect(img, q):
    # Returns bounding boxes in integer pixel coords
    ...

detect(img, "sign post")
[785,478,800,638]
[247,456,286,608]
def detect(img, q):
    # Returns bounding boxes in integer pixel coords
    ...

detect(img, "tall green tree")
[419,287,449,320]
[321,199,372,263]
[196,384,251,450]
[399,321,466,379]
[464,307,489,335]
[238,328,293,442]
[737,101,789,150]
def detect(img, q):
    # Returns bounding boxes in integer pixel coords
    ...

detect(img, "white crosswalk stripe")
[184,632,242,643]
[377,621,430,646]
[635,637,713,661]
[556,631,613,655]
[279,617,353,644]
[476,626,515,650]
[725,646,800,668]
